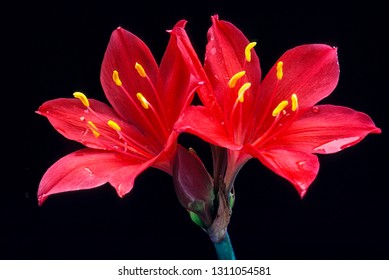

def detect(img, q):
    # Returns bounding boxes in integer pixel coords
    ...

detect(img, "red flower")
[36,20,204,205]
[175,15,381,197]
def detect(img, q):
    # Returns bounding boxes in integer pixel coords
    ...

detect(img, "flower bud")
[172,145,215,228]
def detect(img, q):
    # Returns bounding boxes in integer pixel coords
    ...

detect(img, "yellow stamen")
[228,71,246,88]
[135,62,147,78]
[276,61,283,80]
[237,82,251,103]
[245,42,257,62]
[272,100,289,117]
[136,93,150,109]
[107,120,121,131]
[73,92,89,107]
[291,93,298,111]
[87,121,100,137]
[112,70,122,86]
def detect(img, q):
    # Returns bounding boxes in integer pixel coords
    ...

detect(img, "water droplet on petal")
[312,106,319,113]
[84,167,93,175]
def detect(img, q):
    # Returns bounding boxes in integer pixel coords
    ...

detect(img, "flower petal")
[254,44,339,130]
[205,15,261,110]
[36,98,150,153]
[175,106,240,150]
[245,145,319,198]
[37,149,146,205]
[100,27,159,125]
[273,105,381,154]
[158,20,207,126]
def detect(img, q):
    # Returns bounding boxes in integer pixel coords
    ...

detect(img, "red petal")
[273,105,381,154]
[254,44,339,130]
[37,149,145,205]
[158,20,206,126]
[205,15,261,111]
[175,106,240,150]
[100,27,159,126]
[246,145,319,198]
[36,98,150,153]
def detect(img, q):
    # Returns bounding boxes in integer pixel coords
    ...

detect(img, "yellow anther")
[228,71,246,88]
[245,42,257,62]
[73,92,89,107]
[276,61,283,80]
[107,120,121,132]
[272,100,289,117]
[87,121,100,137]
[136,93,150,109]
[237,82,251,103]
[135,62,147,78]
[112,70,122,86]
[291,93,298,111]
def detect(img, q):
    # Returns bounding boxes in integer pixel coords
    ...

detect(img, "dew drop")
[84,167,93,175]
[81,129,88,136]
[312,106,319,113]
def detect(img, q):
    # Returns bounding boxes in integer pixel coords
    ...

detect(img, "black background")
[2,1,387,260]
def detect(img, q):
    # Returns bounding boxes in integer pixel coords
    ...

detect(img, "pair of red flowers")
[37,15,380,215]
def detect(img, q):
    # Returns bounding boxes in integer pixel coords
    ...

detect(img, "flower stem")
[213,231,236,260]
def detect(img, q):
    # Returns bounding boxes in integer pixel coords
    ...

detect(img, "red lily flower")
[36,20,204,205]
[175,15,381,197]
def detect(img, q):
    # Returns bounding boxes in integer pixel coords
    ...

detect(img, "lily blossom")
[36,20,204,205]
[175,15,381,197]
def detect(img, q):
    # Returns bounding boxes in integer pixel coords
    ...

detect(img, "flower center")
[111,63,169,139]
[224,42,257,143]
[73,91,153,160]
[252,93,299,146]
[226,46,300,145]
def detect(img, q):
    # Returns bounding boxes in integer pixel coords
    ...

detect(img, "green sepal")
[189,211,207,229]
[229,192,235,209]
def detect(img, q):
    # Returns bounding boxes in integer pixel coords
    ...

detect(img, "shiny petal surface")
[273,105,381,154]
[204,15,261,106]
[254,44,339,133]
[100,27,159,131]
[38,149,145,205]
[175,106,240,150]
[158,20,207,126]
[246,145,319,197]
[36,98,150,155]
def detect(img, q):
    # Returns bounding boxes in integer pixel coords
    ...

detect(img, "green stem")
[213,232,236,260]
